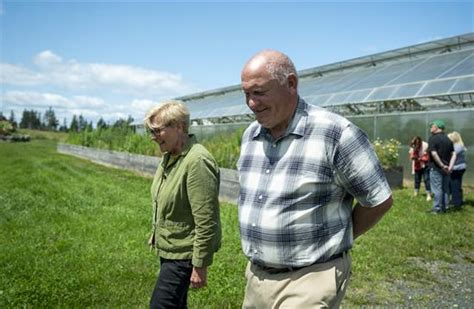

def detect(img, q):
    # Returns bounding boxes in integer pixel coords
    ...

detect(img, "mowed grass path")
[1,140,473,307]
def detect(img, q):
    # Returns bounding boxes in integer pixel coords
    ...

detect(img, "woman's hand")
[190,266,207,289]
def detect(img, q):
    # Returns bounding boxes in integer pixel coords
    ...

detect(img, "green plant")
[372,138,401,169]
[0,120,14,135]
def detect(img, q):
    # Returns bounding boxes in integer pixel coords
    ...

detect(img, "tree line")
[1,107,134,132]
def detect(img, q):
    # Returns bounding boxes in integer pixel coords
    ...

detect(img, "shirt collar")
[161,134,197,168]
[252,96,308,140]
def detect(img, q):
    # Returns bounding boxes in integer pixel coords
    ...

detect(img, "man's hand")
[190,266,207,289]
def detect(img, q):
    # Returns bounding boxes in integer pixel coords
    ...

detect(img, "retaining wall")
[58,144,403,204]
[57,143,240,203]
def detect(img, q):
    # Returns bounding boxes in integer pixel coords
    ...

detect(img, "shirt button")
[272,144,276,148]
[258,195,263,200]
[265,169,270,174]
[252,223,256,227]
[253,249,258,254]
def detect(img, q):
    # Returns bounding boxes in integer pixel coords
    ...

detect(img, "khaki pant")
[242,253,351,309]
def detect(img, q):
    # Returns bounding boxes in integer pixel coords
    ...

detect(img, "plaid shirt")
[237,97,391,268]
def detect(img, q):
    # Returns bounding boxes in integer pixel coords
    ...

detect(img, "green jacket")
[150,135,221,267]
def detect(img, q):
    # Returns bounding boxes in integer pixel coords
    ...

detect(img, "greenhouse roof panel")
[450,76,474,94]
[178,33,474,120]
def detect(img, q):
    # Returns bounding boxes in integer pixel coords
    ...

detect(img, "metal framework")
[177,33,474,123]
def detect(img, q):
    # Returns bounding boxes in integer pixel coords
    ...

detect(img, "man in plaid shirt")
[238,49,393,308]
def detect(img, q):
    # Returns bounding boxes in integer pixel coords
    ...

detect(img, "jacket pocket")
[156,221,194,252]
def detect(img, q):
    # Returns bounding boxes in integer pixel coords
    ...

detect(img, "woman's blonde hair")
[144,100,190,133]
[448,131,465,148]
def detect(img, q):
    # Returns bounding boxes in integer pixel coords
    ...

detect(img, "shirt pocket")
[296,169,334,206]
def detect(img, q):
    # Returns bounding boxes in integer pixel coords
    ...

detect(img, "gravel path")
[389,253,473,307]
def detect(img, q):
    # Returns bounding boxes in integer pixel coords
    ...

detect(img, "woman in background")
[145,100,221,309]
[409,136,431,201]
[448,131,467,209]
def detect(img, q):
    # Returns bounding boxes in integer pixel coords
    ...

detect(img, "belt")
[253,251,346,274]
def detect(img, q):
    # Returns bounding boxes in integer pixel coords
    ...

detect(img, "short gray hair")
[249,49,297,85]
[144,99,190,133]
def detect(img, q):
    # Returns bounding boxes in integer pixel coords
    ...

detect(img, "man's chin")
[256,117,271,128]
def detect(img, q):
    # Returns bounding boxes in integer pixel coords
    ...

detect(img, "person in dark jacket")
[427,119,456,213]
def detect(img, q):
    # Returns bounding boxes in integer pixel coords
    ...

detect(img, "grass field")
[1,139,473,307]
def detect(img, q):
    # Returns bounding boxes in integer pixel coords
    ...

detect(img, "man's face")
[430,124,438,134]
[241,65,296,137]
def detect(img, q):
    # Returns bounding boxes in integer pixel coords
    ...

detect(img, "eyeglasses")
[147,125,167,136]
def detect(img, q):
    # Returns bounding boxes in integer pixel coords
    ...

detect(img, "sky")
[0,0,472,127]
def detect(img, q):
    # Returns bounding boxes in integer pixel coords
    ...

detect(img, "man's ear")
[287,73,298,92]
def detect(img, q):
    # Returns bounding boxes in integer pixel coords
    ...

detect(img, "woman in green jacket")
[145,100,221,309]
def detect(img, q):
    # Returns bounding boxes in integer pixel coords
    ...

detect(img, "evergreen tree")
[78,115,87,132]
[20,109,42,129]
[44,107,59,131]
[113,118,126,128]
[85,121,93,132]
[9,110,17,128]
[70,115,79,132]
[59,117,68,132]
[96,117,108,130]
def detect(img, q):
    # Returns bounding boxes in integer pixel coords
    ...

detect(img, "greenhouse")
[138,33,474,185]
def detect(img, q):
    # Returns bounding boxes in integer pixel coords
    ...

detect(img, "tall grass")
[67,127,159,156]
[1,140,472,307]
[66,127,245,169]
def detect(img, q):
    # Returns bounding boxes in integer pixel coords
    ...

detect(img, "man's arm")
[352,195,393,240]
[431,150,456,174]
[448,151,456,172]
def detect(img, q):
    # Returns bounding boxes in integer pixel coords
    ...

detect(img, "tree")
[96,117,108,130]
[9,110,17,128]
[44,107,59,131]
[70,115,79,132]
[59,117,68,132]
[85,121,93,132]
[78,115,87,132]
[20,109,41,129]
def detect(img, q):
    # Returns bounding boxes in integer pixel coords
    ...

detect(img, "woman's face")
[149,124,182,155]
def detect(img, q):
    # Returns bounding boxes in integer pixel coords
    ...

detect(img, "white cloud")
[1,50,200,97]
[1,90,151,125]
[34,50,63,68]
[3,91,74,109]
[1,50,203,125]
[73,96,106,108]
[131,99,159,115]
[0,63,45,85]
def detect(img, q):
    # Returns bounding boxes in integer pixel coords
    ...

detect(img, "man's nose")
[247,96,259,110]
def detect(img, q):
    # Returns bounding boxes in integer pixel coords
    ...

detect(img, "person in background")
[427,119,456,214]
[409,136,431,201]
[237,49,393,308]
[144,100,221,309]
[448,131,467,209]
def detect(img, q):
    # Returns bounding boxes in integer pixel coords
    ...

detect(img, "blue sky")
[1,0,472,126]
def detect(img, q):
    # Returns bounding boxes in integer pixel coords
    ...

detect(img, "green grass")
[17,129,69,143]
[1,140,473,307]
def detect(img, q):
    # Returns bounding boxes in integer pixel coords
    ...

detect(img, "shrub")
[372,138,401,169]
[0,120,14,135]
[66,126,401,170]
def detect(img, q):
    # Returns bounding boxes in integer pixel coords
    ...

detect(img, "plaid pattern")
[237,98,391,268]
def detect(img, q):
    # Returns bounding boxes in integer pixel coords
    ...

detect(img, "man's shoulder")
[305,104,352,130]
